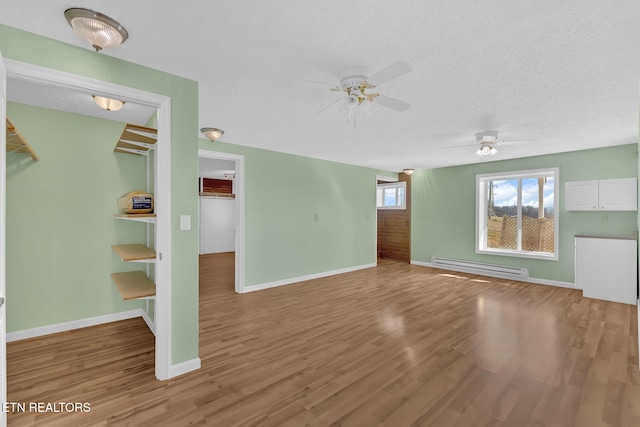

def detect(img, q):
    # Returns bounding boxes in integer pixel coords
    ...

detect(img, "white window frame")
[476,167,559,261]
[377,181,406,210]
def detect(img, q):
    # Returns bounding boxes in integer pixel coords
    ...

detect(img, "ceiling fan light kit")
[64,7,129,52]
[329,62,412,125]
[475,144,498,157]
[474,131,499,157]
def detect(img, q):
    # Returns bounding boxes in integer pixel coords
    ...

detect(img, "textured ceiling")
[1,1,639,172]
[7,77,157,126]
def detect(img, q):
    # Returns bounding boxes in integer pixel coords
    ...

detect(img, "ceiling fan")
[324,61,412,125]
[447,131,534,158]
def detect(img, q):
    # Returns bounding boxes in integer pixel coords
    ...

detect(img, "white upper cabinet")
[598,178,637,210]
[565,178,637,211]
[565,180,599,211]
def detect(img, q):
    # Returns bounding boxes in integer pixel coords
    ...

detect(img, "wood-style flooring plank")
[6,254,640,426]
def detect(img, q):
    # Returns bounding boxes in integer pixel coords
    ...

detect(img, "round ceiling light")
[93,95,125,111]
[201,128,225,141]
[64,8,129,52]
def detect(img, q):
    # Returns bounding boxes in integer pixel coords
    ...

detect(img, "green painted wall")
[0,24,199,365]
[199,140,389,287]
[412,144,638,284]
[6,102,149,330]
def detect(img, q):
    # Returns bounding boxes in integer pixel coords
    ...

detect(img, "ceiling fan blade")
[443,143,478,149]
[367,62,412,86]
[373,94,411,111]
[317,99,341,115]
[293,78,337,88]
[496,138,536,145]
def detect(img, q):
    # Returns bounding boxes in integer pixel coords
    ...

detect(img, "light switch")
[180,215,191,231]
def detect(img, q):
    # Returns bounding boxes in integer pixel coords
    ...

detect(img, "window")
[476,168,559,260]
[377,181,406,209]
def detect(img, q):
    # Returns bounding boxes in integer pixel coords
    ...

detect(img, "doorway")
[376,173,411,263]
[197,149,244,293]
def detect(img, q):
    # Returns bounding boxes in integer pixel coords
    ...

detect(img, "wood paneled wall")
[201,178,232,194]
[377,173,411,262]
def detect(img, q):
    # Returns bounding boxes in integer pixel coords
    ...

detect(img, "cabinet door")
[576,237,637,304]
[565,180,598,211]
[599,178,637,211]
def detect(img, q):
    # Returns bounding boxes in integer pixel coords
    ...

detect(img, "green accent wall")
[198,140,389,287]
[0,24,199,365]
[6,102,149,329]
[412,144,638,284]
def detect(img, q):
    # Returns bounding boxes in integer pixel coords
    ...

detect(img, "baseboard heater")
[430,257,529,280]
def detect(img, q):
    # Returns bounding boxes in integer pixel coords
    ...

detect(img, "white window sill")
[477,247,558,261]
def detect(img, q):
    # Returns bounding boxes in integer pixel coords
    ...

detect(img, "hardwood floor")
[6,255,640,426]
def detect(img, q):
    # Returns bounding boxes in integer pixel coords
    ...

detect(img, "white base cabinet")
[575,235,637,305]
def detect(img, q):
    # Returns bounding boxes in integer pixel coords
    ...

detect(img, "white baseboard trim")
[410,260,575,289]
[244,263,377,293]
[7,309,145,342]
[169,357,201,378]
[526,276,575,289]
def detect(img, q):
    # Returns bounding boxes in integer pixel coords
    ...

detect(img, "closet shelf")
[6,118,38,161]
[111,244,156,263]
[111,271,156,300]
[114,214,157,223]
[199,192,235,198]
[114,124,157,156]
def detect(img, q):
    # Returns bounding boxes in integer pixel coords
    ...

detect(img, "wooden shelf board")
[199,192,235,198]
[6,118,38,161]
[114,214,157,223]
[111,244,156,262]
[111,271,156,300]
[114,124,157,156]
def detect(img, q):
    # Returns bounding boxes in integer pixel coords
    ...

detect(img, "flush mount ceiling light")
[402,168,415,175]
[93,95,125,111]
[64,8,129,52]
[201,127,225,141]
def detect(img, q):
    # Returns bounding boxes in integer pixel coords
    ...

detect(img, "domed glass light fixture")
[201,128,225,141]
[402,168,415,175]
[64,8,129,52]
[93,95,125,111]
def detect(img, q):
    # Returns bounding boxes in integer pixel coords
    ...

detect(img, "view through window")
[476,168,558,260]
[377,181,406,209]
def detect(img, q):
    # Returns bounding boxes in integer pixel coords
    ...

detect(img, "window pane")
[384,188,396,206]
[487,179,518,250]
[397,187,405,207]
[520,176,554,253]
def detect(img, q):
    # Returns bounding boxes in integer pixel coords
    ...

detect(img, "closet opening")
[2,58,173,382]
